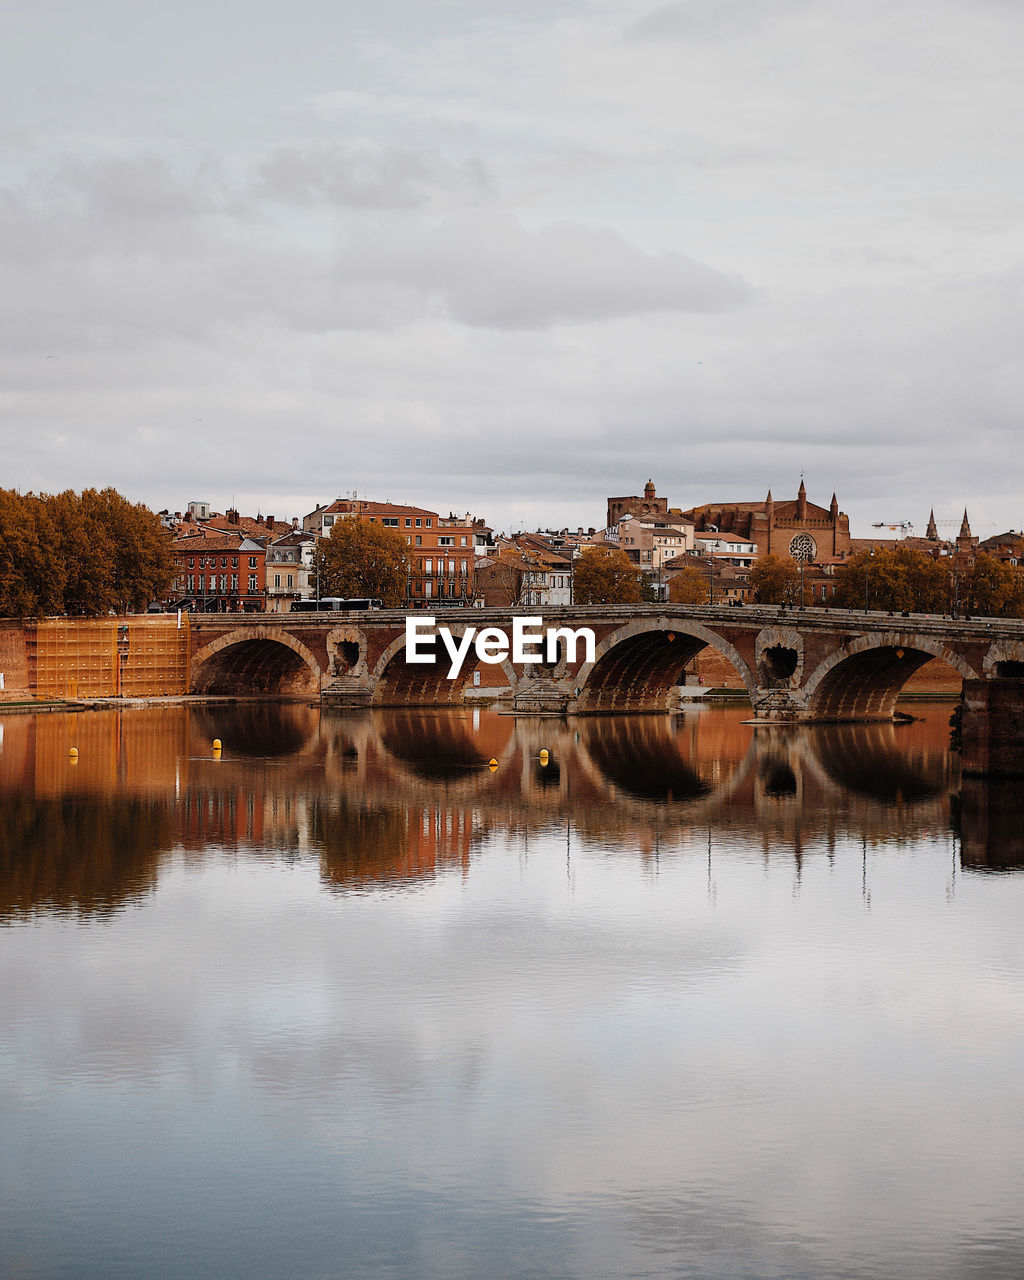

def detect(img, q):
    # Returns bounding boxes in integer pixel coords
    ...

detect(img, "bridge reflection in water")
[0,701,1016,919]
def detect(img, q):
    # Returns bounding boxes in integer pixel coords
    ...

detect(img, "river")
[2,702,1023,1279]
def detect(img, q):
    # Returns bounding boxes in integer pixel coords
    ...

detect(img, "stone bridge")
[188,603,1024,733]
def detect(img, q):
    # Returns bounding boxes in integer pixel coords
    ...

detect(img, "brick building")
[303,498,492,606]
[168,530,267,612]
[685,480,852,564]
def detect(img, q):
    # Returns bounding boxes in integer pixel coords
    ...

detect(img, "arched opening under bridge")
[573,622,754,713]
[373,636,514,707]
[192,632,321,697]
[803,637,977,722]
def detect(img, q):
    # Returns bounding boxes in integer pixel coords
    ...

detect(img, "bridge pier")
[749,687,806,722]
[511,676,573,715]
[960,678,1024,777]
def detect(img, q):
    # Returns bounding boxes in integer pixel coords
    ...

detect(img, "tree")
[90,488,175,613]
[748,555,800,605]
[572,546,646,605]
[0,490,60,617]
[958,552,1018,617]
[667,565,710,605]
[831,546,948,613]
[317,518,409,607]
[0,486,172,617]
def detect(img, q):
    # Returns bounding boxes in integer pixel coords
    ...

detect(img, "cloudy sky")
[3,0,1022,536]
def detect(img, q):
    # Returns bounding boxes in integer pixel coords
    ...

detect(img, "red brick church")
[684,480,852,563]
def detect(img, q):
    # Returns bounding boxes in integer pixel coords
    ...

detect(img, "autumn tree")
[957,552,1020,617]
[667,564,710,605]
[0,490,60,617]
[0,486,172,617]
[89,488,175,613]
[831,546,948,613]
[572,546,646,605]
[317,518,409,607]
[748,555,800,605]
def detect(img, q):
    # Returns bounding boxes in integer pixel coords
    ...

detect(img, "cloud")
[627,0,811,42]
[251,140,494,209]
[344,212,753,328]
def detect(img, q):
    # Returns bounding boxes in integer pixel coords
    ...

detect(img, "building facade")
[303,498,492,606]
[685,481,851,563]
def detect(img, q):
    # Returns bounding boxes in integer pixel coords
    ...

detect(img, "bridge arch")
[191,627,322,697]
[802,632,980,721]
[572,617,756,713]
[371,629,518,706]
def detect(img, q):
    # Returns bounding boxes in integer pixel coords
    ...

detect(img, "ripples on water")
[2,703,1024,1279]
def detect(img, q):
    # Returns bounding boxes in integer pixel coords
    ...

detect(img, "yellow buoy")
[68,746,79,758]
[488,757,498,773]
[212,739,222,751]
[539,749,550,767]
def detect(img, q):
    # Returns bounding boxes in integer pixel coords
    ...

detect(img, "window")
[232,557,238,568]
[323,515,334,527]
[425,581,432,598]
[208,576,216,592]
[221,557,228,568]
[219,575,227,593]
[425,518,432,527]
[423,559,432,574]
[415,535,422,547]
[286,574,293,588]
[438,536,454,546]
[187,575,194,592]
[249,557,258,568]
[461,560,468,576]
[187,557,194,569]
[405,518,412,527]
[415,518,422,527]
[231,575,238,591]
[382,518,399,527]
[460,536,467,546]
[274,574,281,588]
[249,575,258,593]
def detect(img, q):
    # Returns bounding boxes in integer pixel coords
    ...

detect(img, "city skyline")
[3,1,1022,535]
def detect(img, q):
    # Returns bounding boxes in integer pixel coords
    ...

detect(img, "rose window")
[789,533,816,563]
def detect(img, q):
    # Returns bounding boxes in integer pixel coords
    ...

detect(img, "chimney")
[292,516,298,530]
[266,515,274,529]
[227,508,239,525]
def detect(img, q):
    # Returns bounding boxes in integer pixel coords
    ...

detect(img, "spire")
[959,509,972,539]
[797,477,807,520]
[926,509,938,540]
[798,477,807,499]
[829,492,839,518]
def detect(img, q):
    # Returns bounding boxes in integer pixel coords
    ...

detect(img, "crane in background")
[872,520,913,538]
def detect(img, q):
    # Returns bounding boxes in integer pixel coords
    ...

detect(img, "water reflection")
[956,780,1024,871]
[5,701,1024,1280]
[0,701,1009,917]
